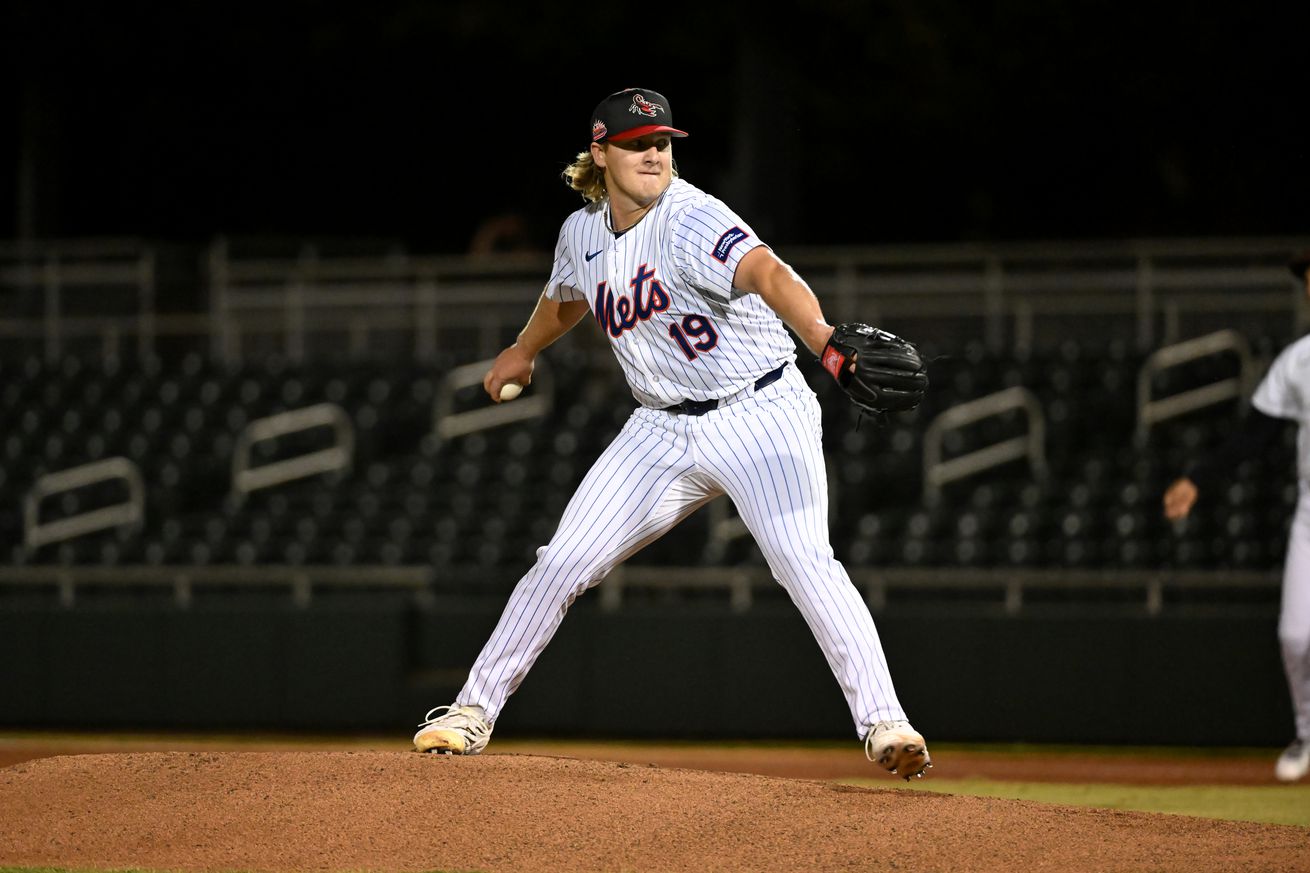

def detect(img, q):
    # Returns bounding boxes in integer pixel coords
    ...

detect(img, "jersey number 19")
[668,315,719,361]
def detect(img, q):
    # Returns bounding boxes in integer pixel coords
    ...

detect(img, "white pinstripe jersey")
[544,178,796,408]
[1253,332,1310,482]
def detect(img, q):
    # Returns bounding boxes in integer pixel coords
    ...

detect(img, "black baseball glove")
[820,323,929,416]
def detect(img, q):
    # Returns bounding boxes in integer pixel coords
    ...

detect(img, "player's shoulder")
[1259,333,1310,390]
[1273,330,1310,374]
[663,178,733,217]
[560,200,606,234]
[662,179,752,243]
[1255,333,1310,414]
[1276,332,1310,369]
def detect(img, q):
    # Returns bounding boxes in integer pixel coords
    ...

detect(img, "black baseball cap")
[1290,248,1310,280]
[590,88,689,144]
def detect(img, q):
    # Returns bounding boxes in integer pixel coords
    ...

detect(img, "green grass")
[844,777,1310,827]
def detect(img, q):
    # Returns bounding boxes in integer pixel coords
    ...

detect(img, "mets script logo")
[629,94,665,118]
[593,264,671,338]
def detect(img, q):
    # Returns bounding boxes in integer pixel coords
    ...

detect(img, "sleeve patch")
[712,227,749,263]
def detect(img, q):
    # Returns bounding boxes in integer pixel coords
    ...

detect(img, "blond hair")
[562,145,680,204]
[562,150,607,203]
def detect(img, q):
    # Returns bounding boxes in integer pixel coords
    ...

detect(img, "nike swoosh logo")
[585,249,604,262]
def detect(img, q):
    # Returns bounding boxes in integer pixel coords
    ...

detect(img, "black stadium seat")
[0,346,1295,573]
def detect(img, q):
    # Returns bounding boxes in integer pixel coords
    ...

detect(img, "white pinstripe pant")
[1281,484,1310,741]
[457,364,908,738]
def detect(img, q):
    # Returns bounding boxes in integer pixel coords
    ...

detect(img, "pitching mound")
[1,751,1306,873]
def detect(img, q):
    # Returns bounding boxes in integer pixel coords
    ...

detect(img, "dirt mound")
[1,751,1306,873]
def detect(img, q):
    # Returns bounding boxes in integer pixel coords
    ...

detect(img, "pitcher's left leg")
[698,371,907,734]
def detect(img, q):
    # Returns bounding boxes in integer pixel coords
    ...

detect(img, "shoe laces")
[863,719,913,762]
[418,704,491,743]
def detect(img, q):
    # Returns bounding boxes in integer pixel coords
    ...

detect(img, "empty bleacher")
[1,235,1304,611]
[0,336,1297,578]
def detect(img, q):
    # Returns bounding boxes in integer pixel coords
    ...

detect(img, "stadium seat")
[0,344,1294,575]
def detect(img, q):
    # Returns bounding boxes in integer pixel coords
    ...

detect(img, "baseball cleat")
[1275,739,1309,782]
[413,704,492,755]
[864,720,931,781]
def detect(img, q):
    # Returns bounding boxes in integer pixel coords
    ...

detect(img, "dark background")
[4,1,1308,253]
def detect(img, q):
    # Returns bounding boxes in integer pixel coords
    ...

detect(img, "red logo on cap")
[629,94,664,118]
[592,119,608,141]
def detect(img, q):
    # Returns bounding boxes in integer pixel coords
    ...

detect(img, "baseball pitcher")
[414,88,931,779]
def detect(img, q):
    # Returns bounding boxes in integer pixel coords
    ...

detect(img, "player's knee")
[530,546,603,596]
[766,543,837,573]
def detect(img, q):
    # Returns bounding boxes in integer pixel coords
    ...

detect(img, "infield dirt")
[1,748,1307,873]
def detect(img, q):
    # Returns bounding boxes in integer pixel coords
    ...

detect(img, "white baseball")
[499,382,523,401]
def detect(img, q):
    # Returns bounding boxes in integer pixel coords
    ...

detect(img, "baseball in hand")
[499,382,523,402]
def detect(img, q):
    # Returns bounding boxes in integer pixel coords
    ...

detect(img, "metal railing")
[231,403,355,504]
[208,237,546,365]
[0,564,430,609]
[922,387,1047,503]
[0,559,1281,616]
[3,235,1305,365]
[1134,329,1255,447]
[785,236,1306,351]
[433,357,554,441]
[24,457,145,549]
[594,565,1280,617]
[0,239,157,363]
